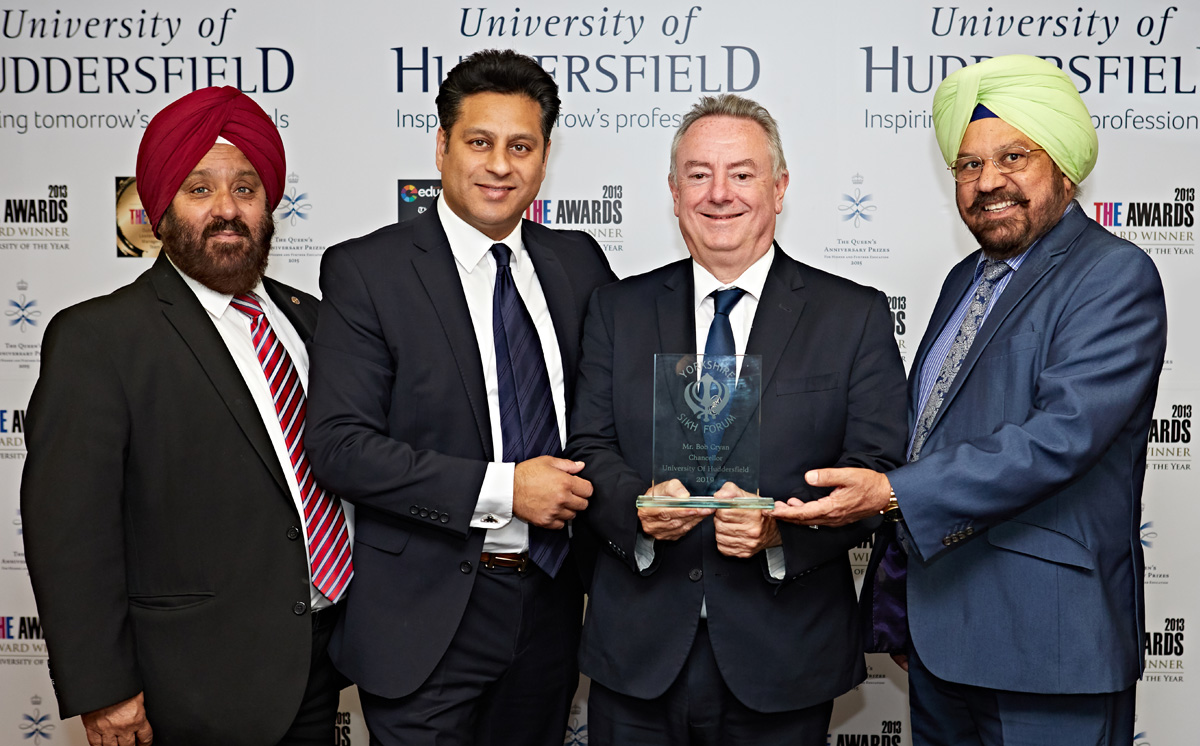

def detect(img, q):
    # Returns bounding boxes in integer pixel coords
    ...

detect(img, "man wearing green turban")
[773,55,1167,745]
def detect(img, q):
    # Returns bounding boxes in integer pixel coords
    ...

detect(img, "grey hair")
[668,94,787,184]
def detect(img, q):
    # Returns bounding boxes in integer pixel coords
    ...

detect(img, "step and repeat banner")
[1,1,1195,743]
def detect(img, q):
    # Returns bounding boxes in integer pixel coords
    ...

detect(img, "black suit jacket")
[566,247,907,713]
[306,205,616,698]
[21,255,321,744]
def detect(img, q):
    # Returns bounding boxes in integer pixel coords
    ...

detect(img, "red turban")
[135,86,286,237]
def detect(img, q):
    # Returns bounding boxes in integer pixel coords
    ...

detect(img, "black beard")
[160,207,274,296]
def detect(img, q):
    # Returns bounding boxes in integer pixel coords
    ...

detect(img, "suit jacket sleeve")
[890,246,1167,561]
[567,287,649,572]
[306,243,487,537]
[776,290,906,579]
[21,309,142,717]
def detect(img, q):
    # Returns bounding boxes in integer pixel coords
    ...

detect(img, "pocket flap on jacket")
[353,517,412,554]
[775,373,840,395]
[987,520,1094,570]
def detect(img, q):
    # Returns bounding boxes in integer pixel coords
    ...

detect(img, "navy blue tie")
[491,243,568,577]
[702,288,745,462]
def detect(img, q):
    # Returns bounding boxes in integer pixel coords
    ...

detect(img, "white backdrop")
[1,2,1195,744]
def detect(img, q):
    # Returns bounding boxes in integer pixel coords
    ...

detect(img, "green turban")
[932,54,1098,184]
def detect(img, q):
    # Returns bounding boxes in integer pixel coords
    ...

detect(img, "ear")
[435,127,447,173]
[774,170,790,214]
[668,172,681,218]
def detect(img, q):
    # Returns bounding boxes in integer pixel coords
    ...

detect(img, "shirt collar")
[692,245,775,310]
[167,253,266,319]
[438,196,525,272]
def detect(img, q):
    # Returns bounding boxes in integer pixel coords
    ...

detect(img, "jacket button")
[293,602,307,615]
[459,561,472,574]
[409,506,419,515]
[965,527,974,536]
[429,510,440,520]
[286,526,301,540]
[689,569,703,582]
[419,508,429,518]
[942,537,952,546]
[440,514,450,523]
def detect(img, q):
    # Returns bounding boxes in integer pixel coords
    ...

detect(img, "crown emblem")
[30,694,41,706]
[287,172,300,184]
[851,173,864,185]
[16,279,28,292]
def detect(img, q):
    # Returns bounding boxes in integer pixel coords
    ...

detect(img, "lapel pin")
[291,296,300,305]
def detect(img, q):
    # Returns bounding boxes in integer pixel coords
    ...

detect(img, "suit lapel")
[745,247,805,395]
[907,256,978,422]
[263,278,317,341]
[524,224,580,408]
[148,255,290,494]
[409,208,493,459]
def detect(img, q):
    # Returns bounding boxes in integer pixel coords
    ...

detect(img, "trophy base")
[635,495,776,510]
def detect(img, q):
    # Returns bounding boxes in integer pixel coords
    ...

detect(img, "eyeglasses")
[949,146,1046,183]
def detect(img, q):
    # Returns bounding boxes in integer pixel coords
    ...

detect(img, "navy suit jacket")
[306,205,615,698]
[567,247,908,713]
[887,203,1167,694]
[22,256,320,744]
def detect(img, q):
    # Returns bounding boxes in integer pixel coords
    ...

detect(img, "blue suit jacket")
[888,203,1167,694]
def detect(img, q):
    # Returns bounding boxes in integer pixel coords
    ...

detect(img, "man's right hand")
[82,691,153,746]
[637,479,714,541]
[513,455,592,529]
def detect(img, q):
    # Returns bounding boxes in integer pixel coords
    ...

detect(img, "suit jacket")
[886,204,1167,694]
[21,255,322,745]
[306,205,616,698]
[566,247,908,713]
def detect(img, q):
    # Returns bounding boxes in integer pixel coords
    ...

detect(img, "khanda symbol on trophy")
[685,372,730,423]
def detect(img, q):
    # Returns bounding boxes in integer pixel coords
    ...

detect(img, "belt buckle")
[480,552,533,573]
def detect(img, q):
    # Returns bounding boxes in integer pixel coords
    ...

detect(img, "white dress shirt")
[171,259,354,610]
[636,247,786,602]
[437,197,568,554]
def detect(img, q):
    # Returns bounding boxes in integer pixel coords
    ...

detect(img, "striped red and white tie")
[231,293,352,602]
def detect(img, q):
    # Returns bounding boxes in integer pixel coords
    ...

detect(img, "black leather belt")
[479,551,533,573]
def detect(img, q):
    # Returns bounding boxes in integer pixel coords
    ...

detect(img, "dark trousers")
[908,645,1136,746]
[588,620,834,746]
[277,604,345,746]
[360,564,583,746]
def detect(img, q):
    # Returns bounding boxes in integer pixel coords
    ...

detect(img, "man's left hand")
[770,468,892,527]
[713,482,781,558]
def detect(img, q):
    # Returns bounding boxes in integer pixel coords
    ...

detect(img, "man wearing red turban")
[22,86,350,745]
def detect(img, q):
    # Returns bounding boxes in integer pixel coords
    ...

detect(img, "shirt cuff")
[765,545,785,580]
[635,532,656,571]
[470,461,515,530]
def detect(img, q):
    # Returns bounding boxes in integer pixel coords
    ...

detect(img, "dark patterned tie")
[231,293,353,602]
[491,243,568,577]
[865,258,1012,654]
[701,288,745,461]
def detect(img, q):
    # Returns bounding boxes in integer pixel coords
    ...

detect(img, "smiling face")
[956,117,1074,260]
[670,115,788,282]
[435,92,549,241]
[160,143,273,295]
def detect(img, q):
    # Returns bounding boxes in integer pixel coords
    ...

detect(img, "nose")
[486,146,513,177]
[209,187,239,219]
[975,158,1007,192]
[708,174,733,204]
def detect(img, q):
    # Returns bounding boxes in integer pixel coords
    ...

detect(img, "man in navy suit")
[777,55,1167,745]
[567,93,907,745]
[306,50,615,745]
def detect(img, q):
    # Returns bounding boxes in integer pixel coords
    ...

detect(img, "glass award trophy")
[636,353,772,509]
